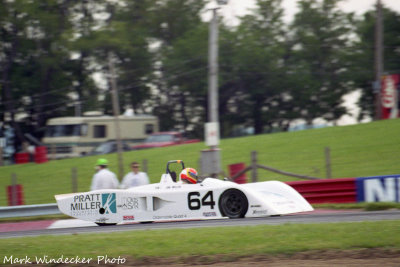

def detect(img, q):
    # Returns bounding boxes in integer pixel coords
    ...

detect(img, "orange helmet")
[180,168,198,184]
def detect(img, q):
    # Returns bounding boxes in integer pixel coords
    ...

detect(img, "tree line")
[1,0,400,145]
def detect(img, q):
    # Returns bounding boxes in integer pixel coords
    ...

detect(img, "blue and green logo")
[101,193,116,214]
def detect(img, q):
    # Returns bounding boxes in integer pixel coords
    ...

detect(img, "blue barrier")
[356,174,400,202]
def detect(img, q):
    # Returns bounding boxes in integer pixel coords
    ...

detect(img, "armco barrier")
[286,178,357,204]
[0,203,60,218]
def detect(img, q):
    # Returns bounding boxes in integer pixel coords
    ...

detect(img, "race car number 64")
[188,191,215,210]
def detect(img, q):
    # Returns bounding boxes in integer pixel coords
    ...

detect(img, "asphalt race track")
[1,210,400,239]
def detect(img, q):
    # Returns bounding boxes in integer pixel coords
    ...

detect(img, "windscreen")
[45,124,87,137]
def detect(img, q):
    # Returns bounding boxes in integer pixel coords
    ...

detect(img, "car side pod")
[241,181,314,215]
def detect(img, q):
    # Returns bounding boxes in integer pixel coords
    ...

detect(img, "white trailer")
[42,113,158,158]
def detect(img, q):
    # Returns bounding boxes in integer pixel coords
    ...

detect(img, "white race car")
[55,160,313,226]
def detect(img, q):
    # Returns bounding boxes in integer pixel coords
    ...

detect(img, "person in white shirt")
[121,161,150,188]
[90,158,119,191]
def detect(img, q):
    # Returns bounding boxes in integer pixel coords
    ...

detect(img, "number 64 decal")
[188,191,215,210]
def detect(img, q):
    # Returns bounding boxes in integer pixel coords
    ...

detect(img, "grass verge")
[2,221,400,260]
[313,202,400,211]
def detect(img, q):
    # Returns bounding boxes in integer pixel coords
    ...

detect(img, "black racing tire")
[95,223,117,226]
[218,189,248,219]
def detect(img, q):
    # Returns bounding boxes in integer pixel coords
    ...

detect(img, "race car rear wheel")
[218,189,248,219]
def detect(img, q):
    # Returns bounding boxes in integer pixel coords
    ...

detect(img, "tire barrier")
[7,184,25,206]
[228,163,248,184]
[14,153,30,164]
[34,146,48,164]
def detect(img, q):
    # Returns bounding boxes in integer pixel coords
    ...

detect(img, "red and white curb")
[0,220,56,232]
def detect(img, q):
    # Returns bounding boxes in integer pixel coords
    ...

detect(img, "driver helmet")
[180,168,198,184]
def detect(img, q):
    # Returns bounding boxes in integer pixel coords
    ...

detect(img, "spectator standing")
[90,158,119,190]
[121,161,150,188]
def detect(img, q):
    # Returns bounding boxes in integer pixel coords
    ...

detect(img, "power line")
[0,66,208,117]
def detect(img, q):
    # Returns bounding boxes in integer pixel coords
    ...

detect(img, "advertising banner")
[356,175,400,202]
[381,74,400,119]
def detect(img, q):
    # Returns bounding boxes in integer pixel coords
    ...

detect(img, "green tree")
[287,0,355,125]
[69,0,153,115]
[0,0,75,143]
[67,0,107,115]
[148,0,207,133]
[224,0,287,134]
[353,6,400,120]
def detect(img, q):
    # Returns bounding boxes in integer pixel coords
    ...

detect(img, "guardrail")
[0,203,60,218]
[286,178,357,204]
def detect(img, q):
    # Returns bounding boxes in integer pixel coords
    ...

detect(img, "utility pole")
[108,52,124,180]
[202,1,227,178]
[374,0,383,120]
[208,7,219,125]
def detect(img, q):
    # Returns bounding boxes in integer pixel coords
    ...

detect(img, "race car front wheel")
[218,189,248,219]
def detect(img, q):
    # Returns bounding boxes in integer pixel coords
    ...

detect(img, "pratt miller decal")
[70,193,117,214]
[71,194,101,211]
[101,193,117,214]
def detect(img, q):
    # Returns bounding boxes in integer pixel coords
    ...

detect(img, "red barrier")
[7,184,25,206]
[286,178,356,204]
[15,153,30,164]
[34,146,48,164]
[229,163,248,184]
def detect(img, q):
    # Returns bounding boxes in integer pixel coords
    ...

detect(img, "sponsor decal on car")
[71,210,99,216]
[101,193,117,214]
[250,204,261,208]
[117,197,139,210]
[123,215,135,221]
[69,193,117,215]
[70,194,102,216]
[71,194,101,211]
[203,212,217,217]
[153,214,187,220]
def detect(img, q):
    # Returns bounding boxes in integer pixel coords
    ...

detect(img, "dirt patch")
[132,248,400,267]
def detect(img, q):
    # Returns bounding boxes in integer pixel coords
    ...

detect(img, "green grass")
[1,221,400,260]
[314,202,400,210]
[2,202,399,223]
[1,119,400,205]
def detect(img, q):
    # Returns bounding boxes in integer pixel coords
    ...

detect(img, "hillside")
[1,118,399,205]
